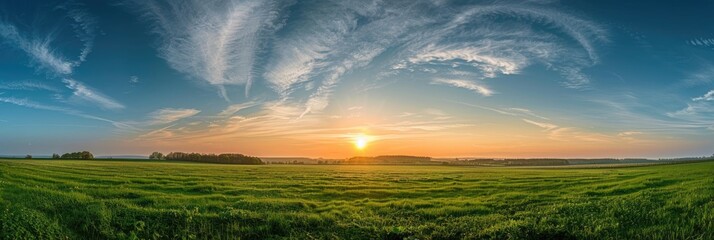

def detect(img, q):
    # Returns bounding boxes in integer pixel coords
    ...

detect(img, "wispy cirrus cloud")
[391,4,607,89]
[0,1,97,73]
[219,102,257,117]
[120,0,607,119]
[454,5,607,62]
[0,96,69,112]
[0,96,128,128]
[693,90,714,102]
[522,118,613,142]
[456,100,615,142]
[454,101,549,120]
[669,90,714,117]
[0,81,59,92]
[0,6,122,113]
[408,43,528,78]
[508,108,549,120]
[275,1,608,117]
[148,108,200,125]
[688,38,714,47]
[523,119,558,131]
[63,79,125,110]
[667,91,714,130]
[115,108,201,135]
[126,0,283,100]
[58,1,98,64]
[0,21,74,75]
[574,90,714,137]
[431,78,493,96]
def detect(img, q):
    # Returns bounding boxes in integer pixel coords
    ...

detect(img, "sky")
[1,0,713,158]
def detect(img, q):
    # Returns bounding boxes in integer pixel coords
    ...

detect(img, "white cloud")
[454,5,607,63]
[129,76,139,83]
[431,78,494,96]
[58,1,98,64]
[689,38,714,47]
[63,79,125,110]
[122,0,607,118]
[693,90,714,101]
[670,93,714,117]
[270,1,428,117]
[148,108,200,125]
[219,102,257,116]
[0,21,73,75]
[618,131,643,137]
[455,101,553,121]
[0,96,69,112]
[409,44,528,77]
[0,81,59,92]
[522,119,558,131]
[127,0,283,100]
[507,108,549,120]
[0,96,128,128]
[393,4,606,89]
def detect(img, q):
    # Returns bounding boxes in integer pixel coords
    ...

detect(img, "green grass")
[0,159,712,239]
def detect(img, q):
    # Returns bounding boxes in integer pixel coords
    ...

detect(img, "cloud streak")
[0,81,59,92]
[693,90,714,102]
[431,78,493,96]
[148,108,200,125]
[0,96,128,128]
[63,79,125,110]
[523,119,558,131]
[219,102,257,117]
[689,38,714,47]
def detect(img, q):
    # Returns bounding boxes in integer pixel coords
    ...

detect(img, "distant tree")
[80,151,94,159]
[24,154,32,159]
[149,152,164,160]
[61,151,94,160]
[52,153,60,159]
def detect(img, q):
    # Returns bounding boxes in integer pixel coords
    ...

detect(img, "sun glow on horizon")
[354,135,369,150]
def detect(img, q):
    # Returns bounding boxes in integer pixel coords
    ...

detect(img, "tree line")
[49,151,95,159]
[151,152,263,165]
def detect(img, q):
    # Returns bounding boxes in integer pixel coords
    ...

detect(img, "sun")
[354,135,368,150]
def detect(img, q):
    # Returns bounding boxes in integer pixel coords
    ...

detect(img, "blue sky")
[1,0,713,158]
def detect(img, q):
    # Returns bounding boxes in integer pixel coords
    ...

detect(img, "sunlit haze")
[1,0,714,158]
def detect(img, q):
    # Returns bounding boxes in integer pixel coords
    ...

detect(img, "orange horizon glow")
[93,120,697,159]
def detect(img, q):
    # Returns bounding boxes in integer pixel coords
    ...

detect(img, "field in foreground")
[0,160,713,239]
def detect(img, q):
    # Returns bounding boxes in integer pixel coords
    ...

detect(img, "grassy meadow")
[0,159,713,239]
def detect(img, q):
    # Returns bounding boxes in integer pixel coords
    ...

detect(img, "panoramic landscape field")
[1,159,713,239]
[3,0,714,239]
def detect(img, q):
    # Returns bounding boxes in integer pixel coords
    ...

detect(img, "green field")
[0,160,712,239]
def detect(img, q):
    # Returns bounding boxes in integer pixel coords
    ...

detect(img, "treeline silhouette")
[57,151,94,160]
[163,152,263,165]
